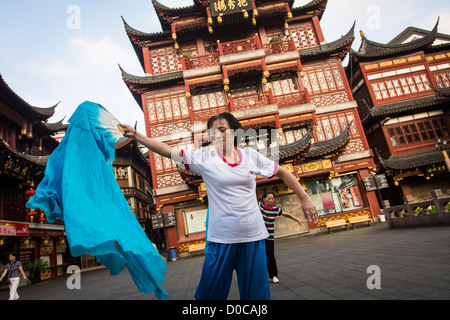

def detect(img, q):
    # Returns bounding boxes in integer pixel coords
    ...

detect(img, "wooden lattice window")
[316,112,360,142]
[387,116,449,147]
[149,47,182,74]
[191,87,227,111]
[147,89,189,124]
[371,72,432,101]
[289,21,318,49]
[154,141,193,174]
[268,72,299,96]
[433,69,450,88]
[302,61,346,96]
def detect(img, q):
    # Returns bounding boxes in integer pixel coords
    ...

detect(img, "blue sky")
[0,0,449,131]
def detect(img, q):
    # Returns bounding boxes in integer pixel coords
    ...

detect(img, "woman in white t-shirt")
[120,113,318,300]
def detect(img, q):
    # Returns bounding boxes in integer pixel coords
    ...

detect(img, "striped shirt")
[259,202,283,240]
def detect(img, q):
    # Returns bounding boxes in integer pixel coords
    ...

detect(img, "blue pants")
[195,240,271,300]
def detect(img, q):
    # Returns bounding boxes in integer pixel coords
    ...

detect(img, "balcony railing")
[229,90,275,111]
[182,53,220,71]
[263,38,296,56]
[180,35,298,72]
[274,90,309,108]
[193,105,230,122]
[218,34,262,56]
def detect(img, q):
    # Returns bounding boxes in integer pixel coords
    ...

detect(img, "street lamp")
[435,138,450,174]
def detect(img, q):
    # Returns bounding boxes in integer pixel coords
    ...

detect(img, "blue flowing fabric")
[26,101,167,300]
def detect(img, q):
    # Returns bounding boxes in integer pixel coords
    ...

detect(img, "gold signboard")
[210,0,252,17]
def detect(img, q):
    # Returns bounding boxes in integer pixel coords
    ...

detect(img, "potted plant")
[25,258,51,283]
[269,36,282,43]
[182,52,193,69]
[269,36,282,54]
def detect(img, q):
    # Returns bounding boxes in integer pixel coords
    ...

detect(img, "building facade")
[120,0,380,255]
[0,73,75,282]
[348,22,450,205]
[113,139,161,249]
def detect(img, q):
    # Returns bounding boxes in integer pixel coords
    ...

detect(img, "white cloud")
[44,35,133,76]
[35,35,144,128]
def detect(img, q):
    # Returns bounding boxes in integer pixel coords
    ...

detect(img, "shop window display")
[305,174,365,216]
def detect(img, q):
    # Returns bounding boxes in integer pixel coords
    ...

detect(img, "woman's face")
[264,193,275,207]
[209,118,235,153]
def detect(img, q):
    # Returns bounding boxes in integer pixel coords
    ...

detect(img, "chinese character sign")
[210,0,252,17]
[0,222,29,236]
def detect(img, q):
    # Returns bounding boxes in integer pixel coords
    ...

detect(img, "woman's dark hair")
[207,113,244,147]
[263,191,275,199]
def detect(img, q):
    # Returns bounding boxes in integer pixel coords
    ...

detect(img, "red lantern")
[28,209,37,222]
[38,213,46,224]
[25,188,36,198]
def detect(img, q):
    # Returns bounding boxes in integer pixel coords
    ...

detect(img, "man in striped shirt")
[259,191,306,283]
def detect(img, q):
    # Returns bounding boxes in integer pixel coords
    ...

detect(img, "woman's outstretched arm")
[275,166,319,223]
[119,124,181,160]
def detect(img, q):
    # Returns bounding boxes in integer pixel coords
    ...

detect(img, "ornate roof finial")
[360,29,365,38]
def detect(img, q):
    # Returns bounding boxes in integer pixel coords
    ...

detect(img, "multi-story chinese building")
[120,0,380,255]
[0,73,74,282]
[348,21,450,204]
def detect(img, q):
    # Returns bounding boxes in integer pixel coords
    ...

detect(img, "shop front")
[1,220,74,283]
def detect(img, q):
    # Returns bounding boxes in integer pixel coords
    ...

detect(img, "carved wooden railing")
[193,105,230,122]
[182,53,220,71]
[274,90,309,108]
[262,38,296,55]
[229,90,274,111]
[218,34,262,56]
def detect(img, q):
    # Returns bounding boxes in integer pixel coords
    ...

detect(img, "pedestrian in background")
[0,252,27,300]
[260,191,306,283]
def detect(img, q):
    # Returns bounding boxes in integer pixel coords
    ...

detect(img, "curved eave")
[0,73,58,121]
[119,65,183,86]
[0,136,49,167]
[426,41,450,53]
[152,0,199,15]
[262,126,313,162]
[33,118,67,138]
[41,118,68,132]
[381,147,450,171]
[298,21,355,61]
[291,0,327,20]
[371,94,450,117]
[152,0,201,31]
[121,16,172,71]
[119,65,184,109]
[122,16,171,42]
[307,122,351,159]
[429,85,450,98]
[353,18,439,61]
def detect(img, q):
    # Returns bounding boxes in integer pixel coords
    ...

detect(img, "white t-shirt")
[181,147,278,244]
